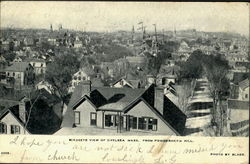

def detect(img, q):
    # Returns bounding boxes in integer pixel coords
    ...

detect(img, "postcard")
[0,1,249,163]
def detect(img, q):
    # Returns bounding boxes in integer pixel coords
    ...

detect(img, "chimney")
[154,87,164,115]
[19,97,29,123]
[81,80,92,97]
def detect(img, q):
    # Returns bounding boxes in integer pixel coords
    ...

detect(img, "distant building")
[5,62,35,86]
[35,80,53,94]
[69,67,95,93]
[25,58,46,75]
[125,56,148,68]
[13,56,26,63]
[238,79,249,101]
[111,78,141,89]
[23,37,34,46]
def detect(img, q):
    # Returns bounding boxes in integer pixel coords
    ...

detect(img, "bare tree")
[177,79,196,114]
[203,55,230,136]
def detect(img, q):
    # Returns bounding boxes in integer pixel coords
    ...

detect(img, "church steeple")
[50,24,53,32]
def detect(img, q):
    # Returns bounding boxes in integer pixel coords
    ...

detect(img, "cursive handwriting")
[48,150,80,161]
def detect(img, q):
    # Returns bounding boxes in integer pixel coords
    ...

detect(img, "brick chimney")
[81,80,92,97]
[154,87,164,115]
[19,97,29,123]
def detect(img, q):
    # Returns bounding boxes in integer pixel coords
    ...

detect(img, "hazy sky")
[1,2,249,36]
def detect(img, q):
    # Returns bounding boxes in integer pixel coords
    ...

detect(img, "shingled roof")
[5,62,31,72]
[61,83,187,135]
[239,78,249,90]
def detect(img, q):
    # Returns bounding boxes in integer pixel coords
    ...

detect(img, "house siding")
[239,87,249,101]
[74,100,98,128]
[126,100,177,135]
[1,113,28,134]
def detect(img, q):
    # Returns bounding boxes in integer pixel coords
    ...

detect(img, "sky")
[1,2,249,36]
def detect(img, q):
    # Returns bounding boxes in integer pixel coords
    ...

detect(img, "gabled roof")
[0,105,31,134]
[124,97,181,136]
[62,83,187,135]
[5,62,32,72]
[239,79,249,90]
[24,58,46,63]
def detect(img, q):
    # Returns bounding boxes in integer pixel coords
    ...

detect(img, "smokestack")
[154,87,164,115]
[81,80,92,97]
[19,97,29,123]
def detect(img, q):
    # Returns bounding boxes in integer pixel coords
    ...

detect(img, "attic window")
[10,125,20,134]
[0,123,7,134]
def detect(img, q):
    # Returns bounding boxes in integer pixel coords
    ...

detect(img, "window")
[138,117,157,131]
[129,116,137,129]
[245,94,248,99]
[7,72,9,76]
[82,76,86,80]
[0,123,7,134]
[17,73,21,78]
[10,125,20,134]
[13,72,15,76]
[41,63,43,67]
[90,112,97,126]
[74,111,80,124]
[78,76,81,80]
[138,118,147,130]
[105,114,118,127]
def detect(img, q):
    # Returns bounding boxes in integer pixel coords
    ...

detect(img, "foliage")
[2,52,16,62]
[179,50,205,79]
[26,98,61,134]
[45,53,80,105]
[96,43,133,62]
[203,53,230,136]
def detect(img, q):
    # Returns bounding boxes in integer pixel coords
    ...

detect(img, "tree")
[45,53,80,112]
[203,54,230,136]
[176,79,196,114]
[179,50,205,79]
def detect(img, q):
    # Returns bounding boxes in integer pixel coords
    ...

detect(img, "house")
[0,99,31,134]
[1,41,10,51]
[35,80,54,94]
[238,79,249,101]
[24,58,46,75]
[111,78,141,89]
[227,99,249,137]
[13,56,26,63]
[69,67,96,93]
[23,37,34,46]
[0,89,62,135]
[58,81,187,135]
[5,62,35,87]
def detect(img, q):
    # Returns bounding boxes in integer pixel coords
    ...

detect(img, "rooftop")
[5,62,31,72]
[239,78,249,90]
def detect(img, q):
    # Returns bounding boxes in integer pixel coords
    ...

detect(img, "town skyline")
[1,2,249,36]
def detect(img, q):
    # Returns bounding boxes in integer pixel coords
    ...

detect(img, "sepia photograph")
[0,1,249,163]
